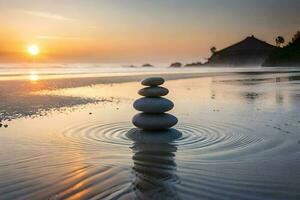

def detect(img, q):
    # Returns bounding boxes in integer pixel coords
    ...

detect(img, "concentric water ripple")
[62,121,256,148]
[61,122,133,148]
[60,120,296,162]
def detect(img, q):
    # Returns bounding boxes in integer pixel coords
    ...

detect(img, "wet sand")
[1,68,300,121]
[0,69,300,199]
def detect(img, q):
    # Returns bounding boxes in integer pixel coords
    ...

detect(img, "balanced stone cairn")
[132,77,178,131]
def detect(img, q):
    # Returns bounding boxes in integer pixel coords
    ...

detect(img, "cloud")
[37,35,85,40]
[89,25,98,29]
[21,10,75,21]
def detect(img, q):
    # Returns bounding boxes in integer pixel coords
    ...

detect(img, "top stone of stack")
[141,77,165,86]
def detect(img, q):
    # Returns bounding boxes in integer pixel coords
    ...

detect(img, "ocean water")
[1,63,299,80]
[0,66,300,199]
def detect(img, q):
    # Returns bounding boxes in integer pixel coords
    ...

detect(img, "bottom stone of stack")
[132,113,178,130]
[126,128,182,143]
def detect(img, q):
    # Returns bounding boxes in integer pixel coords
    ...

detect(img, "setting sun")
[27,44,40,56]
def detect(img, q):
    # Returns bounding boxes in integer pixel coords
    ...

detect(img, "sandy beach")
[0,67,300,199]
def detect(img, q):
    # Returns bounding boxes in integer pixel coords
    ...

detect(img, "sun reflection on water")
[29,72,39,82]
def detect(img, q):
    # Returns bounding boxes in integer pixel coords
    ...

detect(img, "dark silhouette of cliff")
[207,36,277,66]
[263,32,300,67]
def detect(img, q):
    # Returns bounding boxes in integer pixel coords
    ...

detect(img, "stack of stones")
[132,77,178,131]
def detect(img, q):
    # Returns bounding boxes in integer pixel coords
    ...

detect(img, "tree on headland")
[210,46,217,55]
[264,31,300,67]
[275,36,285,47]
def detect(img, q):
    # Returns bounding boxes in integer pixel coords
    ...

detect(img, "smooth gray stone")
[138,87,169,97]
[141,77,165,86]
[126,128,182,143]
[133,97,174,113]
[132,113,178,130]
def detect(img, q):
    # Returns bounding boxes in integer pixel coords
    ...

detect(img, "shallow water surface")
[0,71,300,199]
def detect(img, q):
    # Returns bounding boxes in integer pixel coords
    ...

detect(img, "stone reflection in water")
[244,92,260,100]
[127,128,182,200]
[276,90,284,104]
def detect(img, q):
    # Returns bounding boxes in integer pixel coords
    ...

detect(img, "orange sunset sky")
[0,0,299,63]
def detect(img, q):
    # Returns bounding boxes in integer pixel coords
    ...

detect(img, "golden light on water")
[27,44,40,56]
[29,72,39,81]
